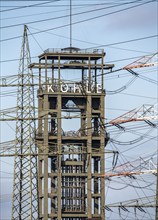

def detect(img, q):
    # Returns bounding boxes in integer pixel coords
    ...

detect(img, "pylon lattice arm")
[109,103,158,125]
[101,169,157,178]
[123,52,158,69]
[105,195,156,208]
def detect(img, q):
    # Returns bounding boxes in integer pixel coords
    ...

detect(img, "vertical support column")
[81,110,86,136]
[38,97,43,136]
[38,159,43,219]
[39,59,41,89]
[45,55,48,84]
[94,158,99,214]
[57,94,62,219]
[43,95,49,220]
[58,56,60,91]
[82,67,84,82]
[100,54,105,219]
[87,95,92,218]
[101,55,104,91]
[100,94,105,219]
[51,168,56,214]
[95,60,97,93]
[38,96,43,218]
[52,59,54,84]
[88,56,91,92]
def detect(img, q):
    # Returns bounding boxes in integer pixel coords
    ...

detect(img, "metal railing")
[44,48,104,54]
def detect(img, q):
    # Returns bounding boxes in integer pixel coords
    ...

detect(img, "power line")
[0,5,87,21]
[1,2,145,7]
[1,0,156,42]
[0,0,147,29]
[27,28,44,52]
[0,35,157,63]
[118,92,157,100]
[87,34,158,50]
[106,55,151,63]
[0,0,60,12]
[28,26,150,54]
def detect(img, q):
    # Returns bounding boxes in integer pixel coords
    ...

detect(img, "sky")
[0,0,158,219]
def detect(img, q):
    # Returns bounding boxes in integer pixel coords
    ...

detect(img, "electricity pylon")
[12,25,38,220]
[109,103,158,125]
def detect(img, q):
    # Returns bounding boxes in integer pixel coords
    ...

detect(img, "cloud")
[106,2,157,30]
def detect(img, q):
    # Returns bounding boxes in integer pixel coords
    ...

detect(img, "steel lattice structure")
[29,46,112,219]
[109,103,158,125]
[12,25,39,220]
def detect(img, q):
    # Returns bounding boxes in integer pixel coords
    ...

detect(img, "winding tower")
[30,47,111,220]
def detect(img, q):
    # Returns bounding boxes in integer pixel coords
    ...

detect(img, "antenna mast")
[70,0,72,48]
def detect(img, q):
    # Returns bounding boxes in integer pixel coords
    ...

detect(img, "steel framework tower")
[31,47,110,219]
[12,25,38,219]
